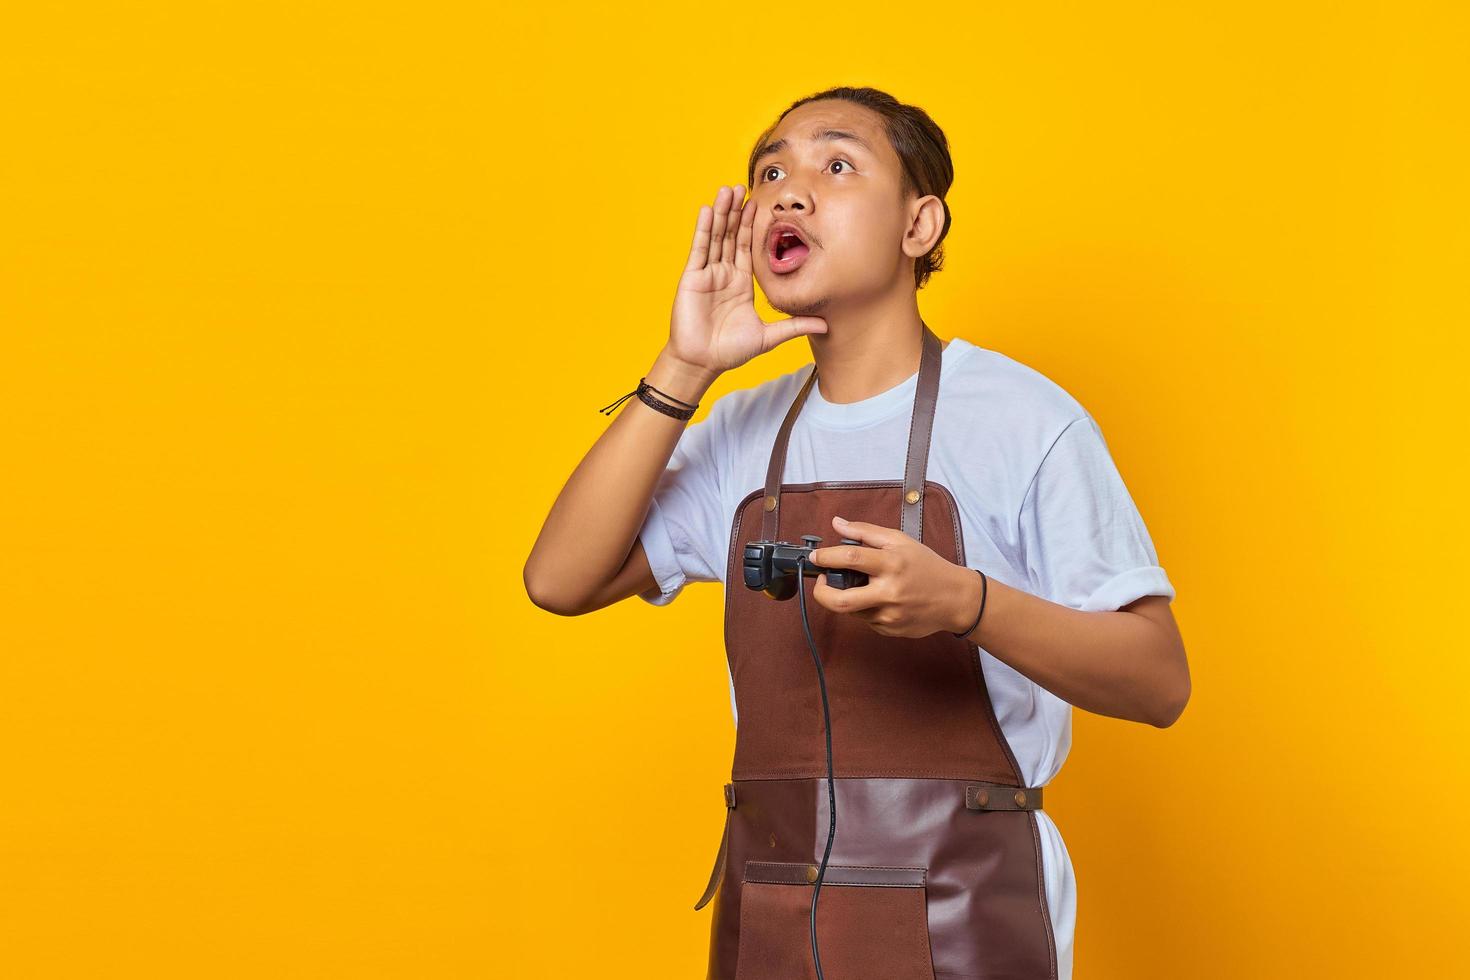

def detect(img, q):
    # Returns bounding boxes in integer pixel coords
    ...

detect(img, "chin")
[759,275,831,319]
[771,293,830,318]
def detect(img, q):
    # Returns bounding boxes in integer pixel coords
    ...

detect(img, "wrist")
[646,349,719,408]
[949,566,987,638]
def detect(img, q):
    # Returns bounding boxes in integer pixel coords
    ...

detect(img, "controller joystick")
[742,534,870,601]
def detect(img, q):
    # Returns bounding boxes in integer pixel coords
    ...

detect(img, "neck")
[802,294,947,404]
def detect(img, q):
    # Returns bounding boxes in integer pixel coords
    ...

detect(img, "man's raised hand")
[666,184,827,378]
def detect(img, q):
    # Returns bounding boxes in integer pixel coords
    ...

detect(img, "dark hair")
[746,86,954,290]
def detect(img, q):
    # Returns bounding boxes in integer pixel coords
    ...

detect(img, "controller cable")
[794,556,837,980]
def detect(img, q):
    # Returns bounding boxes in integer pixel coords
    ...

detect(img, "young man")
[525,86,1189,980]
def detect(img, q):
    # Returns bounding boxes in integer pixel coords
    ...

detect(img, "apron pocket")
[735,861,936,980]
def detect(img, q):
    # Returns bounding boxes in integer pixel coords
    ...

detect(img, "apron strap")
[692,783,737,910]
[760,321,945,543]
[965,783,1045,811]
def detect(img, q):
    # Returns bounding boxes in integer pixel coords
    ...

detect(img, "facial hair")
[772,292,830,318]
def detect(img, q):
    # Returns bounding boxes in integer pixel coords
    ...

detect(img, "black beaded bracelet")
[598,377,700,421]
[953,568,988,640]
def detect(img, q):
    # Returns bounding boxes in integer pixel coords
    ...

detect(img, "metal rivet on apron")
[764,495,777,512]
[977,789,989,807]
[805,865,819,883]
[1014,790,1027,807]
[905,488,921,504]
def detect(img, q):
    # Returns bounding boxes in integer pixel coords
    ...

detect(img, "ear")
[901,194,947,260]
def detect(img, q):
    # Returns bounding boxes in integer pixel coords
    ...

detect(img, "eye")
[759,159,855,183]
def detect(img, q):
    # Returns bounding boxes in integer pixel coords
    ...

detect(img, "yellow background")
[2,2,1466,977]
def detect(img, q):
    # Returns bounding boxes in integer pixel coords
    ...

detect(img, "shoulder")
[945,338,1086,424]
[941,338,1089,458]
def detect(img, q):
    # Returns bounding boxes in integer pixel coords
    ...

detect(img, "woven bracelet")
[598,377,699,421]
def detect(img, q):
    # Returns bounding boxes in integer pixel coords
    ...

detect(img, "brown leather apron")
[692,324,1058,980]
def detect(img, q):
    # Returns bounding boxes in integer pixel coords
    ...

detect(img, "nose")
[774,183,811,214]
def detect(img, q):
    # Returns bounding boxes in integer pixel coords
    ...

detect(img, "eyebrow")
[752,129,875,168]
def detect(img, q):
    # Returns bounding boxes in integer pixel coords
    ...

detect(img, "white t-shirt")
[637,335,1175,980]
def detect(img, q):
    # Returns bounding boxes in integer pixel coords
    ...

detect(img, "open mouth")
[767,225,812,274]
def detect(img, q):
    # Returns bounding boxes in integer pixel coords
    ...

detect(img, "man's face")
[748,100,913,318]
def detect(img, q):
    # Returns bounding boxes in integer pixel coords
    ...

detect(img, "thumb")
[763,316,828,351]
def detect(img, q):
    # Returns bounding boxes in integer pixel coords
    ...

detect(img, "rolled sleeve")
[1079,564,1175,613]
[637,495,688,606]
[634,400,730,608]
[1019,414,1176,611]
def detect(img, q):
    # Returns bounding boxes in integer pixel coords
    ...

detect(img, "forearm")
[945,568,1187,727]
[523,349,718,613]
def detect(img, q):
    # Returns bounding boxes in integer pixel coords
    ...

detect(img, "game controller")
[742,535,871,601]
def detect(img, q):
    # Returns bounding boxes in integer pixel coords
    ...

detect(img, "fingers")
[723,184,745,264]
[826,515,901,549]
[733,187,756,275]
[684,203,713,273]
[708,185,734,264]
[686,184,748,272]
[809,541,882,572]
[684,184,750,274]
[812,573,885,614]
